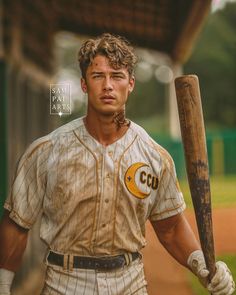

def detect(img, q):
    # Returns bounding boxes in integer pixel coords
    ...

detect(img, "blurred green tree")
[185,2,236,129]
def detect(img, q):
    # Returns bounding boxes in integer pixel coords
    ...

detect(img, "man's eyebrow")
[112,71,126,74]
[90,71,103,75]
[90,70,126,75]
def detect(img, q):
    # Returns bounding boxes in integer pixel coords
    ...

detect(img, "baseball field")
[180,175,236,208]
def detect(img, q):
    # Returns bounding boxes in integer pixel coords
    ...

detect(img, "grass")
[179,175,236,208]
[188,255,236,295]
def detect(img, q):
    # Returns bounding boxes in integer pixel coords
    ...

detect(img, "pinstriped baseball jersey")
[4,117,186,256]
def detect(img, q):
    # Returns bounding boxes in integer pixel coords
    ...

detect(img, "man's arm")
[0,210,28,271]
[151,212,235,295]
[150,212,200,268]
[0,209,29,294]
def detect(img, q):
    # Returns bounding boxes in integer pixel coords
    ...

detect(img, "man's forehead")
[89,55,127,72]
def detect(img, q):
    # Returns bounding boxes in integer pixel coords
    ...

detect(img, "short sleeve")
[4,136,51,229]
[149,149,186,221]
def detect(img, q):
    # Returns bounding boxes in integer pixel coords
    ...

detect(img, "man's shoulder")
[130,121,159,148]
[49,117,84,139]
[24,117,84,158]
[129,121,173,160]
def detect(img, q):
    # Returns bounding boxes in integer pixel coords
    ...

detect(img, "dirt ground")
[13,207,236,295]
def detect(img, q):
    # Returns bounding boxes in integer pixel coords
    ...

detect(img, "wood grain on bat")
[175,75,216,279]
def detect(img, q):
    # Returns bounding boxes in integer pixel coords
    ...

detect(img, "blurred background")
[0,0,236,294]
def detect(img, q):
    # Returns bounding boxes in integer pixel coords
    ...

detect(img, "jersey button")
[105,198,109,203]
[102,223,106,228]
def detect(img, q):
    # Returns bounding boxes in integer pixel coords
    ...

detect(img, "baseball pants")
[41,258,148,295]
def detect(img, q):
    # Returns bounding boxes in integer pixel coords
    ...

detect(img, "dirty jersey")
[5,117,186,256]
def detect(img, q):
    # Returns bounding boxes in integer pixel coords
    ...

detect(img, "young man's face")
[81,55,135,117]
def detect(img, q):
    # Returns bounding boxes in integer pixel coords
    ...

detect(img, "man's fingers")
[210,261,227,286]
[209,283,235,295]
[207,261,235,295]
[187,252,235,294]
[208,272,230,292]
[199,269,209,278]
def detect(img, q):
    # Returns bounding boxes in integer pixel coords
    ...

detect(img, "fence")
[152,130,236,179]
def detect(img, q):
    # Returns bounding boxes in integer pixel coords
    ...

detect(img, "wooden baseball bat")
[174,74,216,279]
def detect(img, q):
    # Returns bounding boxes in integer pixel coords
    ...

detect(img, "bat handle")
[205,252,216,295]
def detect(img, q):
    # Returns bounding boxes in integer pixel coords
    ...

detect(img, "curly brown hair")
[78,33,137,79]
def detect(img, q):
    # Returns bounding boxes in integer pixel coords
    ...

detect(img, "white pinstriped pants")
[41,259,148,295]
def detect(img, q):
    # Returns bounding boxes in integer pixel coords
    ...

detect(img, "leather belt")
[47,251,141,271]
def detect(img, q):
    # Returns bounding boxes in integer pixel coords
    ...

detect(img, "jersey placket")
[92,146,116,253]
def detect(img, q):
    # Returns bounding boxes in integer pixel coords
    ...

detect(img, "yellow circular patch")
[124,162,151,199]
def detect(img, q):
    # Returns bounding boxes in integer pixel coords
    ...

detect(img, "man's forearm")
[151,213,200,267]
[0,210,28,294]
[0,210,28,271]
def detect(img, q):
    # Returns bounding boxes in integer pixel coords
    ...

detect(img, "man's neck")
[84,114,129,146]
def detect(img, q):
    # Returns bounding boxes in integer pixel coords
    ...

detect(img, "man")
[0,33,235,295]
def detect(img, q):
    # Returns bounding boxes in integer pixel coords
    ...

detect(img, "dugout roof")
[1,0,212,77]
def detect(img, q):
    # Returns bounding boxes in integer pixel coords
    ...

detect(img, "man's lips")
[100,95,116,103]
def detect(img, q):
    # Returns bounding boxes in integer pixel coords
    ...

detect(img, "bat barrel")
[174,75,216,279]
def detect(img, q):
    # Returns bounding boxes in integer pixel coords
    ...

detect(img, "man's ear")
[81,78,87,93]
[128,76,135,94]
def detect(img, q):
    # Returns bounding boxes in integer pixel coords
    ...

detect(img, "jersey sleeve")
[4,137,51,229]
[149,149,186,221]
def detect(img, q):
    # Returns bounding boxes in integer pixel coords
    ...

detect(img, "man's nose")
[103,77,113,91]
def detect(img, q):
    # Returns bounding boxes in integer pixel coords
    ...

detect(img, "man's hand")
[187,250,235,295]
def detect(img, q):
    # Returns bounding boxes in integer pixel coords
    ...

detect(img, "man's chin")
[93,105,124,117]
[99,108,117,117]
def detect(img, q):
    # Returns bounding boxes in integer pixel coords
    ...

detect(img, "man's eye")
[112,75,124,79]
[93,75,101,79]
